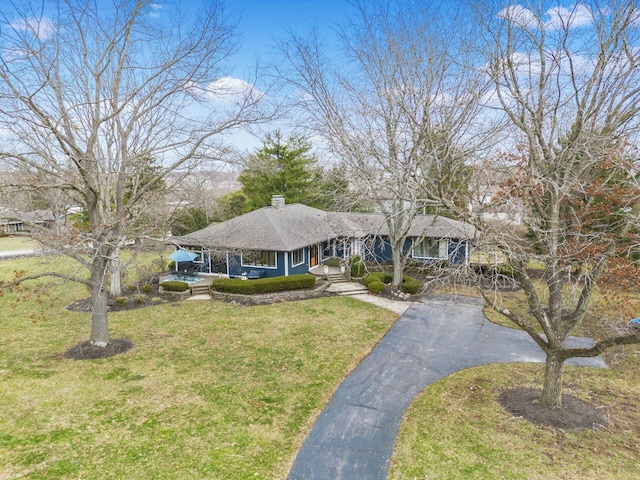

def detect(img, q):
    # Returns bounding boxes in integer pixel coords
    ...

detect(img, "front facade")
[171,196,478,278]
[0,208,56,234]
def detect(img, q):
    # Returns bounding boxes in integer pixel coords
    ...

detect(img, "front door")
[309,244,319,267]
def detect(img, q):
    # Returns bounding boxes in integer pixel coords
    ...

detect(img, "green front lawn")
[0,255,396,479]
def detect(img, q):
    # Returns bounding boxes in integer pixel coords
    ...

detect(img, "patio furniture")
[246,269,265,279]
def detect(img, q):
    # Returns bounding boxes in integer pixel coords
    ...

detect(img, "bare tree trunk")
[90,255,111,347]
[391,239,405,288]
[109,243,124,297]
[540,353,564,408]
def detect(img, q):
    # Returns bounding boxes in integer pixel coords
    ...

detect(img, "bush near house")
[363,272,422,294]
[212,274,316,295]
[363,272,393,287]
[322,257,342,267]
[160,280,190,292]
[367,280,386,294]
[350,255,366,278]
[401,276,421,294]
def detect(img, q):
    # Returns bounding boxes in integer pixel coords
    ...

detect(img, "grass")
[390,363,640,479]
[0,234,40,252]
[392,278,640,479]
[0,254,397,479]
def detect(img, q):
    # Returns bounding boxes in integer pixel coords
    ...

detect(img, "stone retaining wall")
[158,287,191,301]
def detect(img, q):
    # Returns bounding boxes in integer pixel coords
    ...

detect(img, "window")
[413,238,447,259]
[291,248,304,266]
[242,250,276,268]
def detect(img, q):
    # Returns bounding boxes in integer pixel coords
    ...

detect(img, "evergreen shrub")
[367,280,386,294]
[349,255,366,278]
[211,274,316,294]
[160,280,190,292]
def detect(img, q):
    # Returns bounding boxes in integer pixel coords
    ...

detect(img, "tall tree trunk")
[391,239,404,288]
[90,254,111,347]
[540,352,564,407]
[109,245,123,297]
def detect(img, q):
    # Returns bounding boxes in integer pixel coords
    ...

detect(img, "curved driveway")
[287,295,607,480]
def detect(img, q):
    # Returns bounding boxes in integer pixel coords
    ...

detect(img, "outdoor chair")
[246,269,265,279]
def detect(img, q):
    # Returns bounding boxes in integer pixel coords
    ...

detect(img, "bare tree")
[278,0,491,286]
[0,0,268,347]
[479,0,640,407]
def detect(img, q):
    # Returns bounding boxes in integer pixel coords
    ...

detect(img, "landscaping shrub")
[141,284,153,294]
[160,280,189,292]
[367,280,386,294]
[401,275,421,294]
[363,272,395,287]
[212,274,316,295]
[133,294,147,304]
[323,257,342,268]
[496,263,515,277]
[128,284,137,292]
[114,296,127,307]
[363,272,386,287]
[349,255,366,278]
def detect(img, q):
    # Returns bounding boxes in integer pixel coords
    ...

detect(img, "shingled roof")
[173,201,477,251]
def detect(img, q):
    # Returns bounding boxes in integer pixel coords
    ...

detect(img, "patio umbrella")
[168,249,198,272]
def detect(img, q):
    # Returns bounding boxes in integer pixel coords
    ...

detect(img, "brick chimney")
[271,195,285,210]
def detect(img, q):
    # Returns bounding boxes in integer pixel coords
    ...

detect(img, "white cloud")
[148,3,163,17]
[10,17,55,40]
[205,77,263,104]
[545,4,593,30]
[497,5,538,28]
[498,4,594,31]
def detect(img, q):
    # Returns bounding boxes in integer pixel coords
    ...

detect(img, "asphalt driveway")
[287,295,607,480]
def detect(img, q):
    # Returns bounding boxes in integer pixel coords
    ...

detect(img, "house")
[170,195,478,278]
[0,208,56,234]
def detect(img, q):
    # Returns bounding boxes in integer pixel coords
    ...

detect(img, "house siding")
[371,236,393,263]
[289,248,310,275]
[404,237,468,265]
[448,239,468,265]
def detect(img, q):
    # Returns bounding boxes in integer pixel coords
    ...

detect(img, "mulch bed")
[499,388,608,431]
[62,338,134,360]
[66,280,177,313]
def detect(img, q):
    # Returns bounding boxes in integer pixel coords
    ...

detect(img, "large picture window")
[412,238,447,259]
[242,250,277,268]
[291,248,304,266]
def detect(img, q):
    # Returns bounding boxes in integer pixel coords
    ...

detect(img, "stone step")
[327,274,349,283]
[191,285,211,295]
[326,282,368,296]
[336,288,368,296]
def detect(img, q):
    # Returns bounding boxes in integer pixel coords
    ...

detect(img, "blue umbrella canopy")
[169,249,198,263]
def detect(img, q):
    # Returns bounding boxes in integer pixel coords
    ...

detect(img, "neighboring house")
[171,195,478,278]
[0,208,56,234]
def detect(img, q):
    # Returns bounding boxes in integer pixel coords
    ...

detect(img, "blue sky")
[228,0,356,76]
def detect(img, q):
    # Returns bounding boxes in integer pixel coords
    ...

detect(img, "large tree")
[0,0,267,347]
[238,131,319,211]
[278,0,489,286]
[479,0,640,407]
[218,131,353,217]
